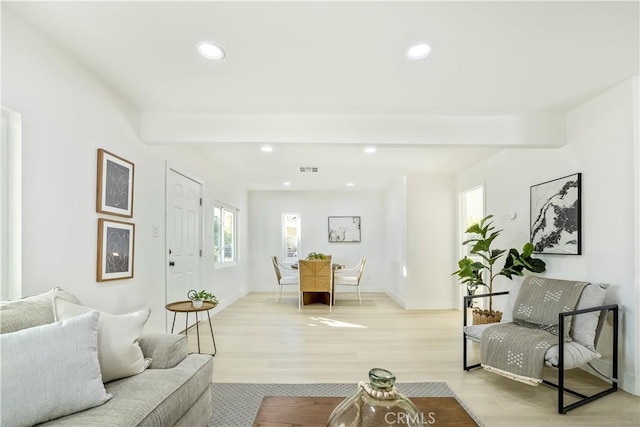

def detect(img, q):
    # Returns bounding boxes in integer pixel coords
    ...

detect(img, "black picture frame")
[530,173,581,255]
[328,216,361,242]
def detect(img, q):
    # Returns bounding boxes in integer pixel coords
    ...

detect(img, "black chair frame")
[462,291,618,414]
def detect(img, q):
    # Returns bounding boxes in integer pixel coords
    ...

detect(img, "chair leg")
[356,287,361,305]
[276,285,281,303]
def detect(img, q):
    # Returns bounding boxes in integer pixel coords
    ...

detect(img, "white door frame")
[165,164,205,330]
[457,184,485,310]
[0,108,22,301]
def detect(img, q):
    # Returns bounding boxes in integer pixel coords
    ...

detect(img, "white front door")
[166,168,203,332]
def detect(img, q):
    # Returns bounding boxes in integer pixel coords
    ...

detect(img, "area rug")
[209,382,484,427]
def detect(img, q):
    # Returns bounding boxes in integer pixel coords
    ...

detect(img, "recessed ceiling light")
[406,43,432,60]
[261,146,273,152]
[346,182,355,187]
[364,147,376,154]
[283,182,291,186]
[197,42,225,60]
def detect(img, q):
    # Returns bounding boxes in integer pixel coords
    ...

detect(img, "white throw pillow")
[500,280,522,323]
[0,311,112,427]
[53,297,151,383]
[571,283,609,351]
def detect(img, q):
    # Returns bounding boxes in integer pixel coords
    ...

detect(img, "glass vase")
[327,368,422,427]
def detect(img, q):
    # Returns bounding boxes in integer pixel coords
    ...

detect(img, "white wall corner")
[633,75,640,396]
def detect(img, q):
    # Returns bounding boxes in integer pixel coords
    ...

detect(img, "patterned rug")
[209,382,484,427]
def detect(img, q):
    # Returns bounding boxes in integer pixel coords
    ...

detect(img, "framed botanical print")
[96,149,134,217]
[97,218,135,281]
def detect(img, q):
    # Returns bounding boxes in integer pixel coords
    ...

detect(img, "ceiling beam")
[140,112,566,147]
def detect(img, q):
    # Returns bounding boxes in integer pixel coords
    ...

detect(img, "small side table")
[165,300,217,356]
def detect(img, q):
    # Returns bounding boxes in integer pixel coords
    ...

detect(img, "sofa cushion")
[38,354,214,426]
[53,297,150,383]
[0,311,112,427]
[0,287,81,334]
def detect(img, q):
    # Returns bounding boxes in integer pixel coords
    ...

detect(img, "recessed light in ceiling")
[346,182,355,187]
[261,146,273,152]
[364,147,376,154]
[283,182,291,186]
[197,42,225,60]
[406,43,432,60]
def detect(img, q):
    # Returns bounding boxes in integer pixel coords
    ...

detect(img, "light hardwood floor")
[189,292,639,427]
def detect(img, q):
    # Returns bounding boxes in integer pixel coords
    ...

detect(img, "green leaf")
[522,242,534,257]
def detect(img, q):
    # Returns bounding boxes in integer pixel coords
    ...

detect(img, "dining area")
[271,254,367,311]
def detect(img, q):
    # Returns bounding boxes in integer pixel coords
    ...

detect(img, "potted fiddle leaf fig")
[452,215,546,324]
[187,289,218,308]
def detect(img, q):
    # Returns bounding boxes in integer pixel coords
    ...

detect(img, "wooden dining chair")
[298,258,333,312]
[333,256,366,305]
[272,256,298,303]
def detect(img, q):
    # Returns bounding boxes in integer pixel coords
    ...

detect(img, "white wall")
[384,177,408,302]
[2,9,248,333]
[383,174,456,310]
[247,190,385,293]
[455,78,640,395]
[405,173,455,309]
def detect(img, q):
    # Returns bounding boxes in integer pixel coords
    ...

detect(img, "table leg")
[207,310,217,357]
[171,312,177,334]
[195,313,201,354]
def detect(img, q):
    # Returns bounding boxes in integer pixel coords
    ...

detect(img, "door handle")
[169,261,175,267]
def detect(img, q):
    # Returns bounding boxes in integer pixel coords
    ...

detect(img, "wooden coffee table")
[253,396,478,426]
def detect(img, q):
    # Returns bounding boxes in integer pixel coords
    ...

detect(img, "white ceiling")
[5,1,639,190]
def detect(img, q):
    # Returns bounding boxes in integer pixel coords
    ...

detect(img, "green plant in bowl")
[306,252,328,260]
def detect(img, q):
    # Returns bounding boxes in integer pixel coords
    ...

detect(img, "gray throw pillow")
[0,287,81,334]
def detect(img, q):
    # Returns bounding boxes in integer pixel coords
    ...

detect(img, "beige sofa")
[0,288,213,426]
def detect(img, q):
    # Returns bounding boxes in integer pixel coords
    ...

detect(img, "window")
[213,203,238,266]
[282,213,300,263]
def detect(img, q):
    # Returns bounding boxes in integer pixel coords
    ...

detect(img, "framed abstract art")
[96,149,134,217]
[530,173,581,255]
[328,216,361,242]
[97,218,135,281]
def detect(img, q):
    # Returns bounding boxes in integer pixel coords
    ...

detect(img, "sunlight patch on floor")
[309,317,367,328]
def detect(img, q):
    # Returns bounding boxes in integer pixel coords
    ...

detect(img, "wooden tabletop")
[165,300,217,313]
[253,396,478,426]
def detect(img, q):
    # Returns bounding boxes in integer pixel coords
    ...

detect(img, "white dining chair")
[333,256,366,305]
[272,256,298,303]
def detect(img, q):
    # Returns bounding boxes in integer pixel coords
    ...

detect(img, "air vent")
[298,166,319,173]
